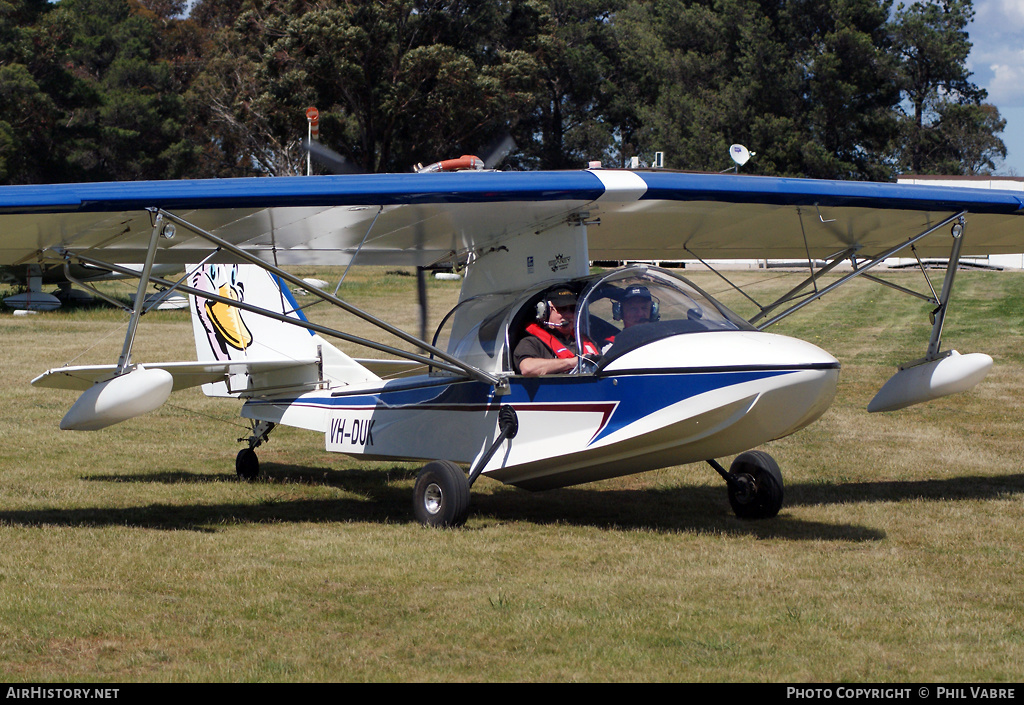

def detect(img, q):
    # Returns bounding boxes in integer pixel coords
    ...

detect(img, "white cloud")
[970,0,1024,107]
[987,60,1024,105]
[966,1,1024,172]
[976,0,1024,25]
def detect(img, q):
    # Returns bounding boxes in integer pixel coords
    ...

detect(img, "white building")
[897,175,1024,269]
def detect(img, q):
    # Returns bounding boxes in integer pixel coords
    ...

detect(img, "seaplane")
[1,161,1022,526]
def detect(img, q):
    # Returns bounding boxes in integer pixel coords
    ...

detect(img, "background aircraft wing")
[0,170,1021,268]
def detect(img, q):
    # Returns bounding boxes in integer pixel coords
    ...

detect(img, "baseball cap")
[546,287,578,307]
[622,285,652,301]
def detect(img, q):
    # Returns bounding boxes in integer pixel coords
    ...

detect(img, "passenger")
[600,284,658,354]
[619,285,656,328]
[514,286,601,376]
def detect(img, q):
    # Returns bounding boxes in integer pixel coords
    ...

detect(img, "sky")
[968,0,1024,175]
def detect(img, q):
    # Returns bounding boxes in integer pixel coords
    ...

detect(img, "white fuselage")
[241,330,839,490]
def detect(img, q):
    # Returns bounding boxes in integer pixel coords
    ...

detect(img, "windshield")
[432,265,754,376]
[578,266,754,365]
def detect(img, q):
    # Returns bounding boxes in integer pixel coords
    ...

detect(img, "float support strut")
[926,216,966,360]
[116,211,164,375]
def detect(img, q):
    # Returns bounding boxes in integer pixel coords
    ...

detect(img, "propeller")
[304,133,516,175]
[478,133,517,169]
[302,133,515,343]
[414,133,518,173]
[303,139,363,175]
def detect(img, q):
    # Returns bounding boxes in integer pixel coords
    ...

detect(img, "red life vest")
[524,323,600,359]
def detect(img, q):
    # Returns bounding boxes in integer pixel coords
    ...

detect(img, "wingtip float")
[867,351,994,413]
[59,367,174,431]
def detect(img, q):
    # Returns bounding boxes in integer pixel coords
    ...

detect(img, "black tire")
[236,447,260,481]
[727,450,783,519]
[413,460,470,528]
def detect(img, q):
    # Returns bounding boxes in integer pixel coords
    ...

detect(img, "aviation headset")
[612,285,660,322]
[535,286,579,323]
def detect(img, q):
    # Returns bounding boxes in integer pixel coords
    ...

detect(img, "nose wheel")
[709,450,784,519]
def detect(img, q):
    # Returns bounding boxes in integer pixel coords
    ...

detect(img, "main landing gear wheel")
[727,450,784,519]
[236,447,260,481]
[414,460,470,528]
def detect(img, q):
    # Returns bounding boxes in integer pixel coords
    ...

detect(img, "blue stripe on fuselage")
[253,368,795,444]
[510,371,792,443]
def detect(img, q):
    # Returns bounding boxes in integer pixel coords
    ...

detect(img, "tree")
[0,0,196,183]
[623,0,903,178]
[614,0,752,172]
[499,0,628,170]
[187,0,537,176]
[890,0,1005,174]
[3,0,1009,182]
[784,0,900,179]
[58,0,196,180]
[911,101,1007,174]
[0,0,97,183]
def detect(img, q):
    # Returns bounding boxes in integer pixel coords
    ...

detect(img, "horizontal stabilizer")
[354,358,428,379]
[32,358,321,393]
[867,351,993,413]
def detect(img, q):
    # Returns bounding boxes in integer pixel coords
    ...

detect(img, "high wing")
[0,171,603,267]
[590,172,1024,260]
[1,170,1022,272]
[4,169,1024,525]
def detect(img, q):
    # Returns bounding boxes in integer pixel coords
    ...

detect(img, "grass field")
[0,266,1022,682]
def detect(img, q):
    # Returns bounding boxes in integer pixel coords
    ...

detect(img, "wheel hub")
[423,482,443,515]
[732,473,757,504]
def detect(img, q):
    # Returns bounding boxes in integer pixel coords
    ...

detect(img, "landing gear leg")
[236,420,275,481]
[708,450,784,519]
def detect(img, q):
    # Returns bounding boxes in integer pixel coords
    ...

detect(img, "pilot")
[619,285,656,328]
[514,286,601,376]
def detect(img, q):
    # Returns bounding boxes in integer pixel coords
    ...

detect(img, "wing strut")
[63,252,481,380]
[756,211,967,329]
[61,259,129,311]
[56,210,178,430]
[748,248,856,326]
[863,214,993,412]
[58,208,506,389]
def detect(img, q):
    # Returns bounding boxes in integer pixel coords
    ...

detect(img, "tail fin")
[188,264,379,396]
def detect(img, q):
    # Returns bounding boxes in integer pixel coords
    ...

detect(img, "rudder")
[188,263,379,395]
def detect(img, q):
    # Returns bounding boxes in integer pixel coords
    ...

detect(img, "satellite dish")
[729,144,753,167]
